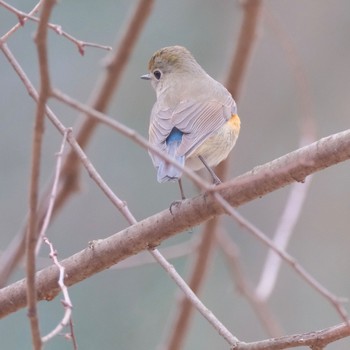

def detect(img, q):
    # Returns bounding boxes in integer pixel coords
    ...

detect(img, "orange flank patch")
[228,114,241,132]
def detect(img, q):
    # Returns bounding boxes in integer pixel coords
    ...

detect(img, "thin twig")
[27,0,56,348]
[150,248,239,347]
[0,0,43,42]
[41,236,73,343]
[0,0,111,53]
[69,317,78,350]
[36,129,71,255]
[55,28,111,55]
[29,129,74,344]
[109,242,194,270]
[34,129,74,344]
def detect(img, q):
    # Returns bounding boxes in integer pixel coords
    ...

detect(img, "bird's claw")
[169,200,183,215]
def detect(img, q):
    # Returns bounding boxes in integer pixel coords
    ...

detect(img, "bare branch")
[0,43,53,286]
[27,0,56,348]
[0,0,111,53]
[0,0,43,41]
[233,322,350,350]
[41,236,73,343]
[1,128,349,319]
[109,242,194,270]
[149,248,239,347]
[29,129,74,344]
[36,129,70,254]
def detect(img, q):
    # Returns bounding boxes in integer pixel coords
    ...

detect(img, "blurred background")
[1,0,350,349]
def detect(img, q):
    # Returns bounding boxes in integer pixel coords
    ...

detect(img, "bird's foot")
[169,200,183,215]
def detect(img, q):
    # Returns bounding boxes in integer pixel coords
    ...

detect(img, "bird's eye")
[153,70,162,80]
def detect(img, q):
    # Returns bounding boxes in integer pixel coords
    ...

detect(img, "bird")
[141,45,240,199]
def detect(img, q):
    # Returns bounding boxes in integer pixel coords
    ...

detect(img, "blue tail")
[157,128,185,183]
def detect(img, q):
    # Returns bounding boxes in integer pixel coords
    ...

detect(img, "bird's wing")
[171,97,234,156]
[148,95,236,164]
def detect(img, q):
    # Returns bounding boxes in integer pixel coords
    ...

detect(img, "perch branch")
[1,127,349,319]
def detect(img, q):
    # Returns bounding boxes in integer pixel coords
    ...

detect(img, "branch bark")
[234,322,350,350]
[0,128,349,319]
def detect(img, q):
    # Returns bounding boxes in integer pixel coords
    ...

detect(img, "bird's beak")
[140,73,151,80]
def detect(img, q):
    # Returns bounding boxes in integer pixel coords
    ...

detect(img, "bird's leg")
[169,179,186,215]
[198,155,222,185]
[178,178,186,200]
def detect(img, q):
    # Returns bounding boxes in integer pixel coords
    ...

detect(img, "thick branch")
[234,322,350,350]
[0,128,349,318]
